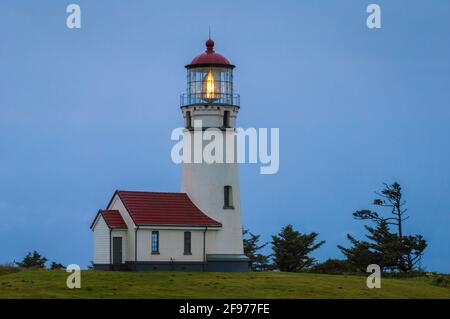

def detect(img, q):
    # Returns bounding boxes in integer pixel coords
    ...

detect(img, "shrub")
[50,262,65,270]
[431,275,450,288]
[15,251,48,269]
[309,259,357,274]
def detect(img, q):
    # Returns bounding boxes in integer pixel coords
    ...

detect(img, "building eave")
[136,224,222,229]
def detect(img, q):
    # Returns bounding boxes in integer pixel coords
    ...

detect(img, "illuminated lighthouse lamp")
[181,39,240,107]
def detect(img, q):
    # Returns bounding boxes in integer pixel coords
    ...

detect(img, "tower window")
[184,231,192,255]
[185,111,192,128]
[224,185,234,209]
[151,231,159,254]
[223,111,230,128]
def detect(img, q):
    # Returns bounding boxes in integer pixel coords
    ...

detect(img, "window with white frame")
[151,231,159,254]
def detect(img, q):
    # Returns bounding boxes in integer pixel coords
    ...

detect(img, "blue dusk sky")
[0,1,449,272]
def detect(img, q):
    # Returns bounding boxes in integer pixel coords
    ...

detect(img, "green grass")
[0,270,449,299]
[0,265,20,276]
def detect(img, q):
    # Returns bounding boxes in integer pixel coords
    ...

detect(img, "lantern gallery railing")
[180,93,240,107]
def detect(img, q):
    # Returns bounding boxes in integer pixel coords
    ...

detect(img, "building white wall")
[181,105,244,255]
[182,162,244,254]
[136,229,209,262]
[108,194,135,262]
[182,105,238,128]
[93,215,110,264]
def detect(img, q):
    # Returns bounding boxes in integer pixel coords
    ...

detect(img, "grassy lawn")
[0,270,449,299]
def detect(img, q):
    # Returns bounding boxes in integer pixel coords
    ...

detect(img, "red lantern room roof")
[186,39,235,69]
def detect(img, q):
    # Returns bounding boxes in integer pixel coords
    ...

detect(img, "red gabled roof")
[91,210,127,230]
[100,210,127,229]
[113,190,221,227]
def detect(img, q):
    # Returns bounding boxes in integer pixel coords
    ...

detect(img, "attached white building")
[91,38,248,271]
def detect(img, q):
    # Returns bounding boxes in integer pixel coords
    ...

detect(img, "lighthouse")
[91,38,248,272]
[180,39,248,270]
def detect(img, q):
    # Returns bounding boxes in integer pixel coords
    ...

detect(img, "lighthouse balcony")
[180,93,240,108]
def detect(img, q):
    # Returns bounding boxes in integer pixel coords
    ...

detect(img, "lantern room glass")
[186,67,234,105]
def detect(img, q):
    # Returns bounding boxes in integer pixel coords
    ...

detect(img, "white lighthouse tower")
[180,39,248,271]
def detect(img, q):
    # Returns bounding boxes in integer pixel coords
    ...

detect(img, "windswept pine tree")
[243,229,271,271]
[339,183,427,272]
[272,224,325,272]
[15,251,48,269]
[339,221,400,271]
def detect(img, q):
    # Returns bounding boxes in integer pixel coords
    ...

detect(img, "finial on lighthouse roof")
[205,38,215,53]
[186,37,235,69]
